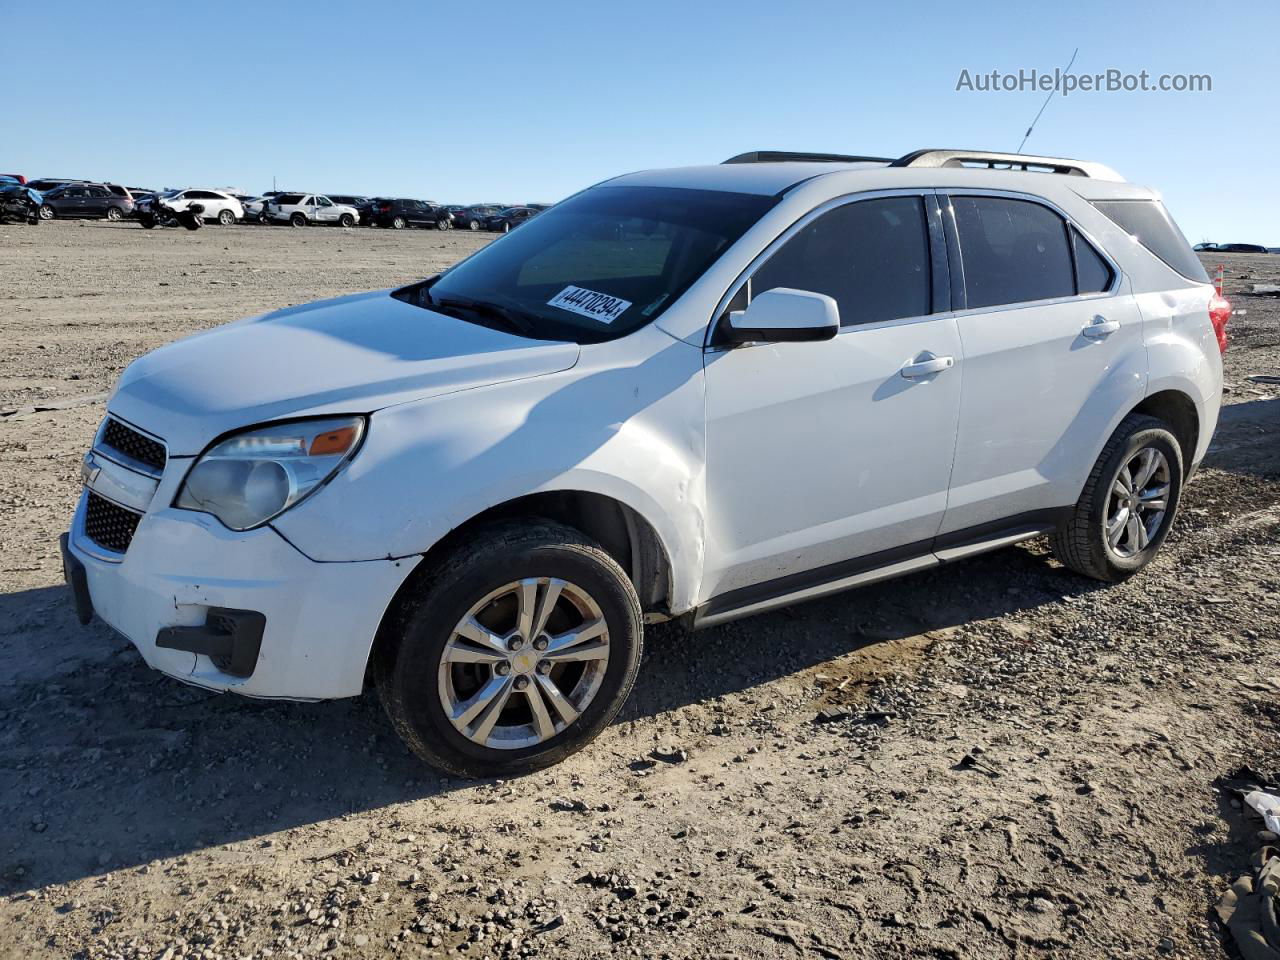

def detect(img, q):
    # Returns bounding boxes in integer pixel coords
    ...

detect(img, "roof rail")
[723,150,894,165]
[890,149,1124,182]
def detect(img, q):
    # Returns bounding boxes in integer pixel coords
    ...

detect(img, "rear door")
[87,184,112,213]
[937,192,1146,539]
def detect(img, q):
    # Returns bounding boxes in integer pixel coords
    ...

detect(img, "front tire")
[1050,414,1183,582]
[376,521,643,778]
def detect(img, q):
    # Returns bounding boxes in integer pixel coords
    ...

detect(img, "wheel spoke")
[454,616,507,655]
[1125,512,1143,553]
[544,639,609,664]
[1114,465,1133,496]
[469,678,515,744]
[530,579,564,641]
[545,618,607,658]
[1140,483,1170,503]
[454,673,511,729]
[525,683,556,741]
[515,579,538,641]
[535,673,579,725]
[1132,449,1160,489]
[1135,516,1151,550]
[1141,499,1167,512]
[1107,507,1129,546]
[442,641,506,666]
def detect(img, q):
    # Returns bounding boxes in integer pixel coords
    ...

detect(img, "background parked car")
[238,197,269,223]
[0,182,41,223]
[484,205,539,232]
[38,183,134,221]
[1217,243,1270,254]
[143,189,243,224]
[264,193,360,227]
[1,173,26,184]
[326,194,367,208]
[371,198,452,229]
[450,204,503,230]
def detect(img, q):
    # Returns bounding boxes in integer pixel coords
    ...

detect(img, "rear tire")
[39,205,54,220]
[502,221,510,233]
[375,521,643,779]
[1050,413,1183,582]
[338,213,355,228]
[391,216,406,229]
[468,219,480,231]
[105,206,123,221]
[218,209,236,225]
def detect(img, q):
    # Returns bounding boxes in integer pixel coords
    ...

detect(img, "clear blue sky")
[4,0,1277,243]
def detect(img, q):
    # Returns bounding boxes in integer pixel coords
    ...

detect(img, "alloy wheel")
[1105,447,1170,559]
[438,577,610,750]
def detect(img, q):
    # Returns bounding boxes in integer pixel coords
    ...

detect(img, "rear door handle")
[1082,315,1120,339]
[900,353,955,379]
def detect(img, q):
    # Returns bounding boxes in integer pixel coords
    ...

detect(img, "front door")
[937,193,1147,536]
[313,196,336,222]
[701,193,963,605]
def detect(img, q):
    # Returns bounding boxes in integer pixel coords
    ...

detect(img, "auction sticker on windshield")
[548,285,632,324]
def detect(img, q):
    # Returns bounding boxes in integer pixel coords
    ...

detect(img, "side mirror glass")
[725,288,840,344]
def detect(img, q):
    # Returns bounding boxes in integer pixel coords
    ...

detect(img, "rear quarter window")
[1090,199,1208,283]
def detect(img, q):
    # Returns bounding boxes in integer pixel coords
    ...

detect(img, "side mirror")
[724,288,840,344]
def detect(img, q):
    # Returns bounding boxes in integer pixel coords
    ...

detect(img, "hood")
[108,290,580,455]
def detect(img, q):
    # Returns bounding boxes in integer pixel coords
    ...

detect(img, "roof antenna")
[1016,47,1078,154]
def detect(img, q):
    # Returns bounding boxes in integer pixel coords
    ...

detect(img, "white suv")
[143,189,244,225]
[62,149,1229,777]
[264,193,359,227]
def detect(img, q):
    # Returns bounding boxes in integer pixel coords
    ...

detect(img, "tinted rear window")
[953,196,1075,309]
[1090,199,1208,282]
[276,193,305,204]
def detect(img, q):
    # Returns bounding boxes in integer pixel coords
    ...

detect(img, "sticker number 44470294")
[547,285,632,324]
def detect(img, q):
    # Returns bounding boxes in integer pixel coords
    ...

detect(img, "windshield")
[419,185,778,343]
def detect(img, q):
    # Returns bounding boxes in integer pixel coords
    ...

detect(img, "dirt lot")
[1,222,1278,960]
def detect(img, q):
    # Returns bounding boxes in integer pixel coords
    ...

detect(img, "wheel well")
[1133,390,1199,467]
[367,492,673,683]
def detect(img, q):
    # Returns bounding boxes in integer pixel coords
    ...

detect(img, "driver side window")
[746,195,933,328]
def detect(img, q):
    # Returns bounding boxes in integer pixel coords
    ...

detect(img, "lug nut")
[536,660,552,675]
[507,637,524,652]
[533,637,548,651]
[513,676,530,691]
[495,663,511,676]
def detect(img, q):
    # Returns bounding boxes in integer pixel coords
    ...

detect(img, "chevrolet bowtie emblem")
[81,452,101,486]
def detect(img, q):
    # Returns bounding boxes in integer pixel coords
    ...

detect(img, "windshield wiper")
[429,293,537,337]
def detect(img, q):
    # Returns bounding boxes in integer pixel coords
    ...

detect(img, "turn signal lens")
[310,426,358,456]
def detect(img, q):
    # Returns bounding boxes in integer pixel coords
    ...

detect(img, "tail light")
[379,203,391,212]
[1208,292,1231,354]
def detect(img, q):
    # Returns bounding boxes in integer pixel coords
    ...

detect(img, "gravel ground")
[1,222,1278,960]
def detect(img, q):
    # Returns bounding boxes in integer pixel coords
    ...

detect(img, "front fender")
[272,329,708,613]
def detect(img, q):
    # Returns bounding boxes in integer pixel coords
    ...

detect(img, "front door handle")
[900,353,955,379]
[1082,315,1120,339]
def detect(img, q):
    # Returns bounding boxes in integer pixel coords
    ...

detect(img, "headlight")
[175,416,365,531]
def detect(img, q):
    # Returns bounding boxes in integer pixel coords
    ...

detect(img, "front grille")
[101,418,166,472]
[84,492,142,554]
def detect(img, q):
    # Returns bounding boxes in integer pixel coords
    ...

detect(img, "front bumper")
[64,492,419,700]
